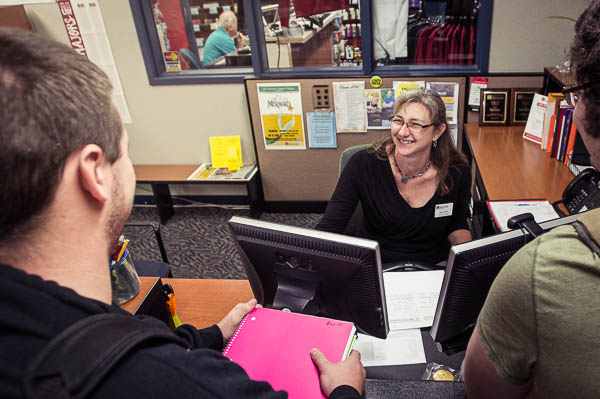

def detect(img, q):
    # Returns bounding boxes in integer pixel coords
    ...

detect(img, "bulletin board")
[245,77,466,202]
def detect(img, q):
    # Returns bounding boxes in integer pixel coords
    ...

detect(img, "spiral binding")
[223,311,252,356]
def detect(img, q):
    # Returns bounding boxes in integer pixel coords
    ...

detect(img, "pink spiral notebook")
[223,307,356,399]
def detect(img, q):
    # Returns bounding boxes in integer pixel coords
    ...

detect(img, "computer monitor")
[431,212,582,354]
[261,4,282,35]
[228,216,389,339]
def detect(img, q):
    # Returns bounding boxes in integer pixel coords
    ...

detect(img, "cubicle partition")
[244,77,466,205]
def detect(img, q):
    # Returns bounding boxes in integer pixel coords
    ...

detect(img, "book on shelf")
[486,200,560,232]
[186,163,256,180]
[522,93,547,145]
[223,307,357,399]
[544,93,565,152]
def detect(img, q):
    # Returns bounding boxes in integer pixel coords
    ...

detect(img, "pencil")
[116,240,129,263]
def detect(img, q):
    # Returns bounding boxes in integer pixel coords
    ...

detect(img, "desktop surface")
[465,123,573,203]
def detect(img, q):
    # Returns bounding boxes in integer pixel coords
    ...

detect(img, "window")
[129,0,492,84]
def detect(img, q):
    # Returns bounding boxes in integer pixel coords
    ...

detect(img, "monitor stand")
[272,263,323,315]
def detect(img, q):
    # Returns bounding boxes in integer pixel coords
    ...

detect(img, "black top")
[316,149,471,264]
[0,264,360,399]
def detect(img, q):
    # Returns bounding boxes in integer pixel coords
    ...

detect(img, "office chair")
[179,48,202,70]
[123,222,173,278]
[339,144,369,237]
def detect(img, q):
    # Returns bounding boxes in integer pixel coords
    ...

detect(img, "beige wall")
[23,0,588,197]
[489,0,587,72]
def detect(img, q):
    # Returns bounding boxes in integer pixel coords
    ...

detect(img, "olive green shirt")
[477,208,600,398]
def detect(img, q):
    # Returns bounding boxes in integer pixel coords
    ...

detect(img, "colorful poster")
[393,81,425,98]
[366,88,395,129]
[333,81,367,133]
[257,83,306,150]
[427,82,460,125]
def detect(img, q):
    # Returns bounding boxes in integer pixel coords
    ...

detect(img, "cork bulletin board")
[244,77,466,202]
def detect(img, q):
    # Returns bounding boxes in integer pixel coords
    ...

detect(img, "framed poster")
[511,88,539,125]
[479,89,510,126]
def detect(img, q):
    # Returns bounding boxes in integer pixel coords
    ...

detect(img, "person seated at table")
[382,89,395,109]
[0,28,364,399]
[464,2,600,397]
[316,88,472,265]
[204,10,245,64]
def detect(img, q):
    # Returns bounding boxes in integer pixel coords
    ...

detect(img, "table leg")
[247,171,265,219]
[151,183,174,224]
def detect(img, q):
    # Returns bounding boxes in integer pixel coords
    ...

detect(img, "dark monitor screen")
[431,213,582,354]
[228,216,389,339]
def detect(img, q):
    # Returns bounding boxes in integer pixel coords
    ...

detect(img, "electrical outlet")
[312,85,331,109]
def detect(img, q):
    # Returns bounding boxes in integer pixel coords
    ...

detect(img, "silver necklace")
[393,157,431,184]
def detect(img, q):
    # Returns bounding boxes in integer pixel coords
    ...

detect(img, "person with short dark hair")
[463,2,600,398]
[0,28,365,399]
[317,88,472,265]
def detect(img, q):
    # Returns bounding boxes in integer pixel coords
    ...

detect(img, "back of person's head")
[570,0,600,136]
[219,11,237,30]
[0,28,123,243]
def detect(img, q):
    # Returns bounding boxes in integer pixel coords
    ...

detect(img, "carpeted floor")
[124,206,323,279]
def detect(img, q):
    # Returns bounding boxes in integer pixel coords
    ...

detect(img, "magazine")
[187,163,257,180]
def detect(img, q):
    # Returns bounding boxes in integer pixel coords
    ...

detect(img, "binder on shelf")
[223,307,357,399]
[544,93,565,152]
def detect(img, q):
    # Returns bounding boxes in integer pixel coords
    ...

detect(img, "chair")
[123,222,173,278]
[339,144,369,237]
[179,48,202,70]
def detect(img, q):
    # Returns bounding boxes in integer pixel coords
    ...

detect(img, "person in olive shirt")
[464,2,600,398]
[0,28,365,399]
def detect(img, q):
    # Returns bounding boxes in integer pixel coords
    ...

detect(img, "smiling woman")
[316,88,472,266]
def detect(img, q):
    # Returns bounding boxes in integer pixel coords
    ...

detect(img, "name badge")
[435,203,453,218]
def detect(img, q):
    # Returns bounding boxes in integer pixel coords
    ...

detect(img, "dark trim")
[130,0,495,84]
[360,0,374,75]
[134,194,249,206]
[264,201,328,214]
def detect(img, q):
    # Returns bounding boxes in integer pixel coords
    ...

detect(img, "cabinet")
[331,1,362,66]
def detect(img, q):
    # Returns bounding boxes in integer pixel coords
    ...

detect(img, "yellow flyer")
[257,83,306,150]
[209,136,242,169]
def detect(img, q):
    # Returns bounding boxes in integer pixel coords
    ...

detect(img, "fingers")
[310,348,331,373]
[348,349,361,361]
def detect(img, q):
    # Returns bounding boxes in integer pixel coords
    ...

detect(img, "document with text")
[354,329,425,367]
[383,270,445,330]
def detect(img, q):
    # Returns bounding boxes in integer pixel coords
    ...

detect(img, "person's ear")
[434,123,446,141]
[78,144,109,203]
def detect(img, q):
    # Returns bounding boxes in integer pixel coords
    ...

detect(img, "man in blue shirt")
[204,11,243,64]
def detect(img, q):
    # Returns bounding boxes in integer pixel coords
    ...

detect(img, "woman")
[316,88,472,265]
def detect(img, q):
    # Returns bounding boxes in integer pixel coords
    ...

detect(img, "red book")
[223,307,357,399]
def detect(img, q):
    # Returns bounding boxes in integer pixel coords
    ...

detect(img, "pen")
[116,240,129,263]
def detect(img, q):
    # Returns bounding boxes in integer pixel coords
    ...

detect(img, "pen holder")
[109,248,141,305]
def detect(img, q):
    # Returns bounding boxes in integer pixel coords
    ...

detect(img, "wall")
[23,0,588,197]
[489,0,587,72]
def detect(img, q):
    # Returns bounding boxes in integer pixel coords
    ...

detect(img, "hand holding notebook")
[223,307,360,399]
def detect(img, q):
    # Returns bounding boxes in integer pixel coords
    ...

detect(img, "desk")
[464,123,574,235]
[134,165,264,224]
[265,12,339,68]
[123,277,466,398]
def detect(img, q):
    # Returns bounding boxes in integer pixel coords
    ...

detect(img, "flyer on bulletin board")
[257,83,306,150]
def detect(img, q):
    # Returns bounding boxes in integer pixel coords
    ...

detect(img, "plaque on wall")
[479,89,510,126]
[511,88,539,125]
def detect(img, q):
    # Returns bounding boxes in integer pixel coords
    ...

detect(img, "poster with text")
[333,81,367,133]
[257,83,306,150]
[427,82,459,125]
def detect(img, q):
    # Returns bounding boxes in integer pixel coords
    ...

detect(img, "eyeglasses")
[562,81,596,106]
[389,117,433,133]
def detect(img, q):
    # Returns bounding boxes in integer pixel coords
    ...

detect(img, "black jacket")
[0,265,360,398]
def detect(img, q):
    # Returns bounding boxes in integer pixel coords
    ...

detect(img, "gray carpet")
[124,206,323,279]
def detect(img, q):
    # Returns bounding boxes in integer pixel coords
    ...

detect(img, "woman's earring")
[432,139,438,149]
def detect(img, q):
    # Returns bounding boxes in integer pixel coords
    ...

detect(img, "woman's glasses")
[389,118,433,133]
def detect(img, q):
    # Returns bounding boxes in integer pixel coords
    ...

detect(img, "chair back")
[338,144,370,236]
